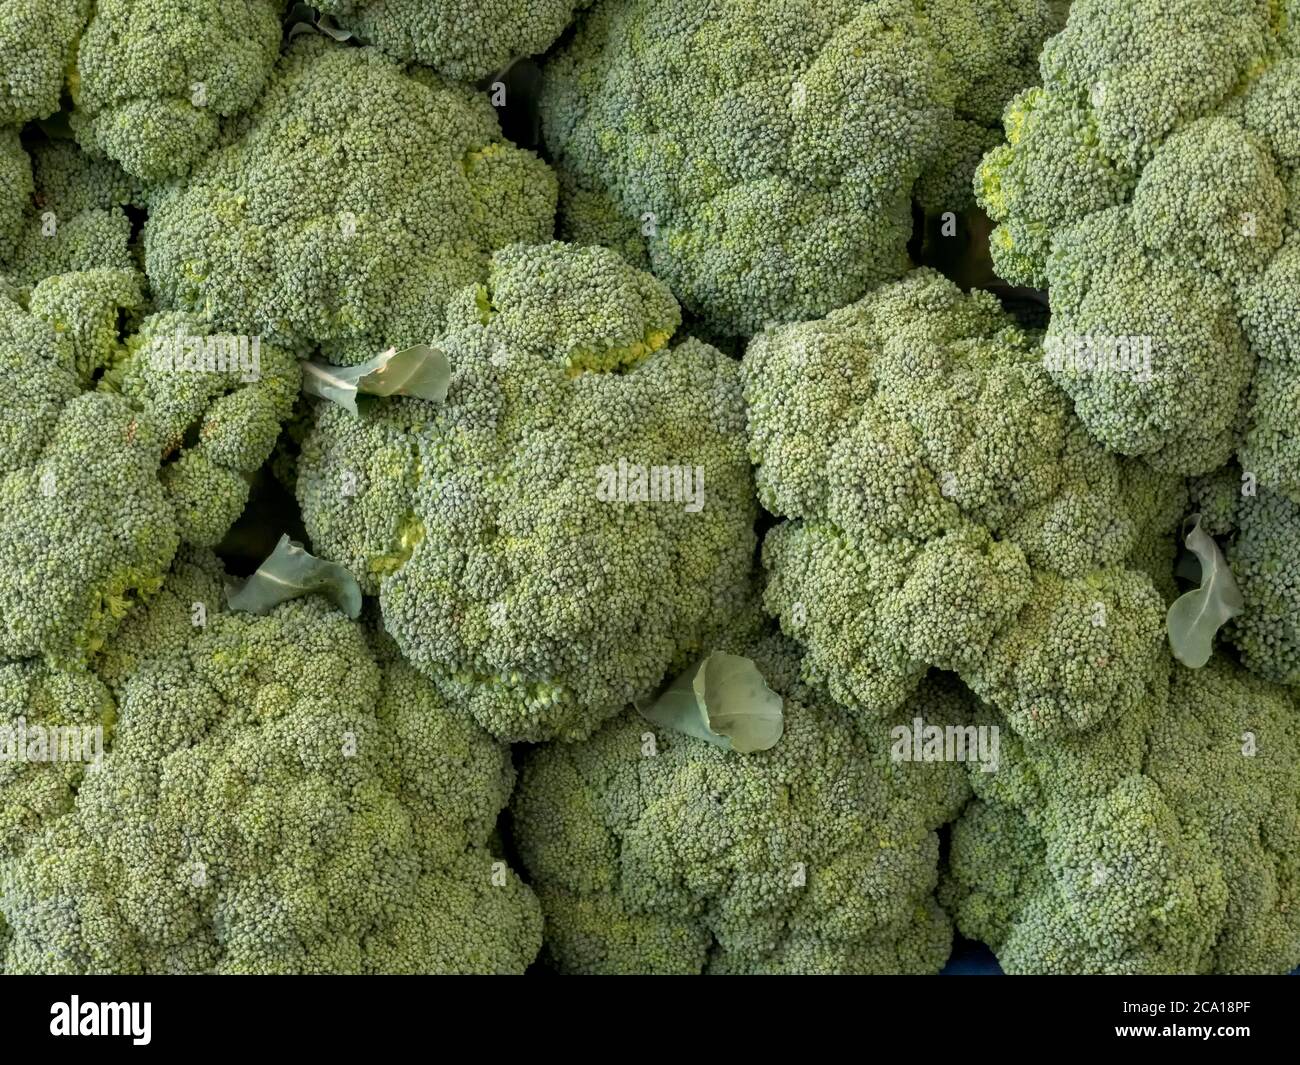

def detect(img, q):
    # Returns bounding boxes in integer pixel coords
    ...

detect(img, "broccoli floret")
[0,654,113,970]
[298,241,757,741]
[1118,459,1190,603]
[0,274,177,664]
[979,0,1277,286]
[1239,237,1300,499]
[979,2,1300,493]
[1043,206,1256,476]
[29,137,143,218]
[744,269,1167,739]
[0,272,299,664]
[0,0,87,127]
[145,36,557,365]
[1226,490,1300,687]
[0,130,33,251]
[104,311,303,545]
[68,0,285,182]
[317,0,591,82]
[944,656,1300,974]
[513,631,971,974]
[540,0,1060,336]
[0,658,113,863]
[2,138,145,285]
[93,547,226,695]
[0,564,541,974]
[1190,468,1300,687]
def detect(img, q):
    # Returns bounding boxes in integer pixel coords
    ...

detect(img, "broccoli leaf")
[227,535,362,618]
[639,652,783,753]
[1167,515,1244,669]
[302,344,451,415]
[285,4,354,42]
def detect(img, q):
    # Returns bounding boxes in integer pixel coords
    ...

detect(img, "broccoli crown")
[0,272,299,664]
[317,0,591,82]
[0,653,113,966]
[0,563,541,974]
[0,0,87,126]
[1190,467,1300,687]
[0,130,34,250]
[0,658,113,864]
[540,0,1060,336]
[0,274,178,664]
[1223,489,1300,687]
[298,241,757,742]
[105,310,302,545]
[978,1,1300,485]
[1118,458,1190,604]
[743,268,1167,738]
[943,656,1300,974]
[512,631,971,974]
[92,546,227,696]
[69,0,285,182]
[144,36,557,365]
[1,137,144,286]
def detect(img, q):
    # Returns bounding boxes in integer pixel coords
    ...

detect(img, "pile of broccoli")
[0,1,1296,978]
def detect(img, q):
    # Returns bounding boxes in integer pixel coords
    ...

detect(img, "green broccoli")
[512,631,971,974]
[298,241,757,741]
[540,0,1061,336]
[1190,467,1300,687]
[0,659,113,863]
[0,655,113,968]
[0,0,87,127]
[316,0,591,82]
[2,137,144,285]
[0,552,542,974]
[0,130,33,252]
[979,1,1300,486]
[69,0,285,182]
[145,36,557,365]
[0,270,299,664]
[943,655,1300,974]
[1118,459,1190,604]
[743,269,1167,739]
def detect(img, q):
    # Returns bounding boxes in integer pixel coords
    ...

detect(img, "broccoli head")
[743,269,1167,739]
[316,0,591,82]
[540,0,1061,336]
[0,0,87,127]
[0,130,34,252]
[0,558,541,974]
[298,241,757,741]
[2,137,144,285]
[1191,467,1300,687]
[943,656,1300,974]
[978,1,1300,486]
[512,632,971,974]
[69,0,285,182]
[0,658,113,864]
[0,271,299,664]
[0,654,113,969]
[145,36,557,365]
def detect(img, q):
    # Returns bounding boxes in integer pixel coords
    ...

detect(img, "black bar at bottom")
[0,974,1293,1052]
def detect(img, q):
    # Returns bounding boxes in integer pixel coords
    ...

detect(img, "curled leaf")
[286,4,354,42]
[227,535,362,618]
[1167,514,1244,669]
[302,344,451,415]
[639,652,783,753]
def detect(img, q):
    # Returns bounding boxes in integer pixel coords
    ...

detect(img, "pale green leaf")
[227,535,362,618]
[302,344,451,415]
[639,652,783,753]
[286,4,354,42]
[1167,514,1244,669]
